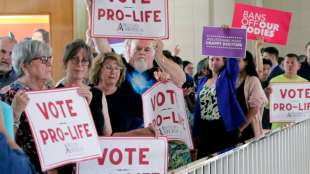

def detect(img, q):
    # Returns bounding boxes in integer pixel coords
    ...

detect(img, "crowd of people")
[1,2,310,174]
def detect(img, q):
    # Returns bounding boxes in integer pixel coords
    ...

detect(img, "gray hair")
[12,40,52,77]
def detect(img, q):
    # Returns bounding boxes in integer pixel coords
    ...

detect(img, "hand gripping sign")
[77,137,168,174]
[232,3,292,45]
[142,81,194,149]
[270,83,310,122]
[24,87,101,171]
[91,0,169,39]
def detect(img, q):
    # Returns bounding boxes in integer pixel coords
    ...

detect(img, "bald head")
[0,36,17,75]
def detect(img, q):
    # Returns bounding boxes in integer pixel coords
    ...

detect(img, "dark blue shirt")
[298,61,310,81]
[0,69,17,89]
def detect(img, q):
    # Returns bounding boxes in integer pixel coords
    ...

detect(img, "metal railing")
[169,119,310,174]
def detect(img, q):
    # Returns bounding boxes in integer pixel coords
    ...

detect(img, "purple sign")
[202,26,247,58]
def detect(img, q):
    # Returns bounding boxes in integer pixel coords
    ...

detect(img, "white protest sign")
[91,0,169,39]
[25,87,101,171]
[142,81,194,149]
[77,137,168,174]
[270,83,310,122]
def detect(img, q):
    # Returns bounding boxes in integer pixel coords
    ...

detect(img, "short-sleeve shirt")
[270,74,308,129]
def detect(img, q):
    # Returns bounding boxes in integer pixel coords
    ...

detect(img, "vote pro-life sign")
[142,81,194,149]
[91,0,169,39]
[232,3,292,45]
[270,83,310,122]
[77,137,168,174]
[24,87,101,171]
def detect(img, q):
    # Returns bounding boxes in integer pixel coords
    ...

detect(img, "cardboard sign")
[77,137,168,174]
[270,83,310,122]
[142,81,193,149]
[202,26,247,58]
[24,88,101,171]
[91,0,169,39]
[232,3,292,45]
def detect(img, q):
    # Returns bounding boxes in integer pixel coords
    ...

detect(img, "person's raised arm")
[154,40,186,87]
[86,0,112,54]
[255,37,264,73]
[101,92,112,136]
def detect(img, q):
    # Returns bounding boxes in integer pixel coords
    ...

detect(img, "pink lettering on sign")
[40,123,92,145]
[97,9,162,23]
[151,90,176,111]
[97,147,150,165]
[36,99,77,120]
[279,88,310,99]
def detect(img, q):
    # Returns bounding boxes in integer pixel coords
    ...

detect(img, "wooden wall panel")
[0,0,73,81]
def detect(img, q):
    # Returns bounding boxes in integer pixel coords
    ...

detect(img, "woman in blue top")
[193,56,246,158]
[0,102,35,174]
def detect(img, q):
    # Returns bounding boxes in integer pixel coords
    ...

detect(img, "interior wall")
[73,0,309,69]
[0,0,73,81]
[263,0,310,56]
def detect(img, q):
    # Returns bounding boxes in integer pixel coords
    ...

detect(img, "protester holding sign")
[2,40,95,174]
[2,40,54,173]
[237,51,267,142]
[193,55,246,158]
[56,39,111,137]
[89,52,157,136]
[86,0,191,169]
[268,54,308,129]
[55,39,107,174]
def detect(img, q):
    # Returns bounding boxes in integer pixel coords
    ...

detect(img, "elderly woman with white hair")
[2,40,53,173]
[3,40,90,174]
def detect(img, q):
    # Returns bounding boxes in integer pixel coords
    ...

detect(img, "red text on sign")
[152,111,179,126]
[40,123,92,144]
[151,90,175,111]
[97,147,150,165]
[97,9,161,23]
[273,103,310,111]
[279,88,310,99]
[36,99,77,120]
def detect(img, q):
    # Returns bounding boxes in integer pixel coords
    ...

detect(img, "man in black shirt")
[298,42,310,81]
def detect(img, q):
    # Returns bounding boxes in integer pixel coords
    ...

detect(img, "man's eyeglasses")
[32,56,52,65]
[70,57,90,66]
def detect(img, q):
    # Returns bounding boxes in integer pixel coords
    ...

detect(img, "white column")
[73,0,88,40]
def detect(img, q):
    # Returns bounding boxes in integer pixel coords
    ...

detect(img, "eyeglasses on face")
[32,56,52,65]
[70,57,90,66]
